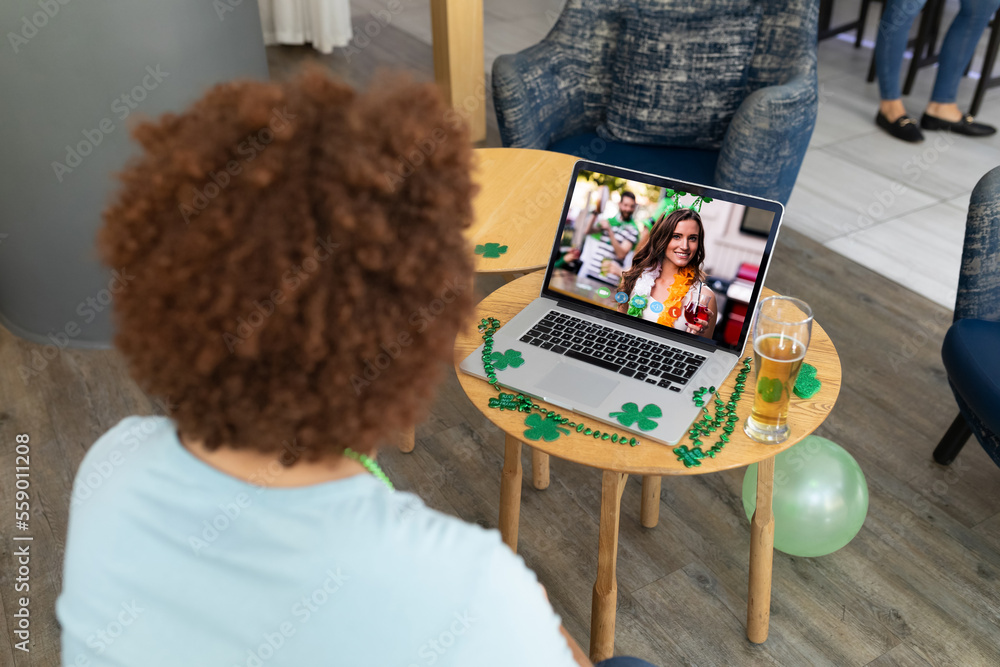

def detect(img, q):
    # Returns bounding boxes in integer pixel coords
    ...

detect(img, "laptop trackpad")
[536,363,619,407]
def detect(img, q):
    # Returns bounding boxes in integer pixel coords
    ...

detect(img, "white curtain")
[259,0,353,54]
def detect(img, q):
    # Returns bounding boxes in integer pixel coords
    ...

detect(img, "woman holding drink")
[616,208,718,337]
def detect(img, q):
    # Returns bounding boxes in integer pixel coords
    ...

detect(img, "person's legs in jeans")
[926,0,1000,119]
[595,658,659,667]
[875,0,928,119]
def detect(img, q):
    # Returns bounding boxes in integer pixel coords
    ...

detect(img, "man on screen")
[576,191,640,286]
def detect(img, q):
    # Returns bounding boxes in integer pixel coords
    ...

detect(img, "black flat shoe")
[920,113,996,136]
[876,112,924,142]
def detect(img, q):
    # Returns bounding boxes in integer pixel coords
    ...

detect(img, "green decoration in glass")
[609,402,662,431]
[490,349,525,370]
[756,376,783,403]
[475,243,509,258]
[742,436,869,557]
[522,413,570,442]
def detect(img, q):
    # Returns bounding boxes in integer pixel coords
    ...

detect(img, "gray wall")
[0,0,270,348]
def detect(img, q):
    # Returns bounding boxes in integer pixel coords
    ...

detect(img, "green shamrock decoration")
[475,243,508,258]
[673,445,705,468]
[490,349,524,370]
[756,377,784,403]
[489,393,523,411]
[691,196,713,213]
[523,413,570,442]
[609,402,662,431]
[793,363,821,399]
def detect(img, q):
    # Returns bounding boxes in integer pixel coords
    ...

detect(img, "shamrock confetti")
[609,402,662,431]
[673,445,705,468]
[490,349,524,370]
[488,393,525,411]
[475,243,508,258]
[523,413,570,442]
[793,363,821,399]
[756,376,784,403]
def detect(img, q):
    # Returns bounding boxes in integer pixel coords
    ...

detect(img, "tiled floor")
[353,0,1000,309]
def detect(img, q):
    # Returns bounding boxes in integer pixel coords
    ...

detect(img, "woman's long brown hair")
[616,208,705,313]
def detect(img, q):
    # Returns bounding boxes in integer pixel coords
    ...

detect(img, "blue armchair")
[934,166,1000,467]
[491,0,819,205]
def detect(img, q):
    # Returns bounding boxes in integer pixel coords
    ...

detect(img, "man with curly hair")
[55,67,649,667]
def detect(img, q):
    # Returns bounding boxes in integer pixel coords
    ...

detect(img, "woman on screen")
[616,208,717,337]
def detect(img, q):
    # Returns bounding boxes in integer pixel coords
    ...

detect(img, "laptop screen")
[541,162,782,353]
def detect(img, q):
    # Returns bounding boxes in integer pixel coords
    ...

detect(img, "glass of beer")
[743,296,813,444]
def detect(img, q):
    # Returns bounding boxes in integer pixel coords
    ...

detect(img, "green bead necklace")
[672,356,753,468]
[344,447,394,491]
[479,317,640,446]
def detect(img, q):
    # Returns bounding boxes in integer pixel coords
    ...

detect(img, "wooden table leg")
[531,448,550,490]
[499,434,523,552]
[640,475,661,528]
[399,427,415,453]
[590,470,628,662]
[747,457,776,643]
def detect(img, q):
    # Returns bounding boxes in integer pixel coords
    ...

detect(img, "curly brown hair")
[98,66,478,463]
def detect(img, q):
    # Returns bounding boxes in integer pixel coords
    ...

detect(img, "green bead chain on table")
[478,317,640,446]
[672,356,753,468]
[343,447,394,491]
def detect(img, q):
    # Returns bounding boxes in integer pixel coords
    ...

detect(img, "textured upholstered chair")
[934,166,1000,468]
[491,0,819,205]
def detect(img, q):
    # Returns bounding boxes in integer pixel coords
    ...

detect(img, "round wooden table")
[468,148,580,275]
[453,272,842,662]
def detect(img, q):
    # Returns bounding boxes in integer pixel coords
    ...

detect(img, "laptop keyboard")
[518,310,706,392]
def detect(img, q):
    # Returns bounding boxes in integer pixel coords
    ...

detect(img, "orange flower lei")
[656,265,697,327]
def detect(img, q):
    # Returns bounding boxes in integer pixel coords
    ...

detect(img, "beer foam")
[753,333,806,363]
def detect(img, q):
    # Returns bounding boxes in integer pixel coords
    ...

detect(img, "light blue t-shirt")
[57,416,577,667]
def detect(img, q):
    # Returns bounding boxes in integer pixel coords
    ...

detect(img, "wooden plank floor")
[3,20,1000,667]
[5,226,999,666]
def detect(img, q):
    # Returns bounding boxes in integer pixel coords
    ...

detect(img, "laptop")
[459,160,783,445]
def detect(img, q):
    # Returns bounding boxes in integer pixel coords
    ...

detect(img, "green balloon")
[742,436,868,558]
